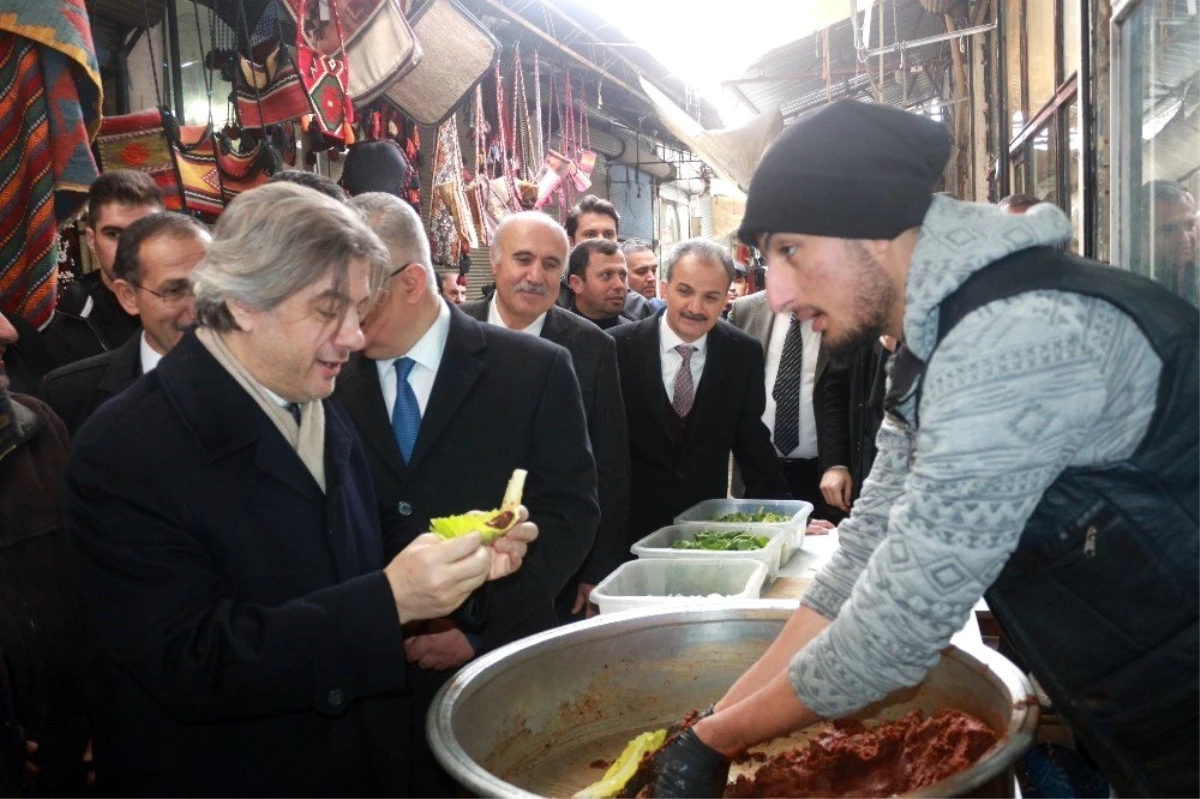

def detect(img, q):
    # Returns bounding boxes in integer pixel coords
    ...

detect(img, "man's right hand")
[384,532,492,625]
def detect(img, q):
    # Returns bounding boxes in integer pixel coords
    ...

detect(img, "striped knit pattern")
[0,33,57,327]
[790,197,1163,717]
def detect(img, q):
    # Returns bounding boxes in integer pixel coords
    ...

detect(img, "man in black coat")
[727,289,853,520]
[613,239,785,544]
[63,184,536,797]
[41,212,210,435]
[335,193,599,793]
[462,211,629,619]
[41,170,162,368]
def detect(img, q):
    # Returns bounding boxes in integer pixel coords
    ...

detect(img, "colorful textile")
[0,0,101,326]
[95,108,183,212]
[0,0,101,220]
[174,125,224,222]
[0,35,58,327]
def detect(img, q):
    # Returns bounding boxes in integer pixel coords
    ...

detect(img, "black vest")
[887,247,1199,798]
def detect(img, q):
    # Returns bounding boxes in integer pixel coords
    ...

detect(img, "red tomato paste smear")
[725,709,998,798]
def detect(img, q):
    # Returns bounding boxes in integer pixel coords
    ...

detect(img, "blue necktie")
[392,357,420,463]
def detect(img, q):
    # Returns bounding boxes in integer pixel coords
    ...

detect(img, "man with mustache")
[462,211,630,620]
[41,213,210,435]
[611,238,785,544]
[64,183,538,796]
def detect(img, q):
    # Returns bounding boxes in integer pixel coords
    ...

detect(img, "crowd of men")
[0,163,867,795]
[0,99,1195,795]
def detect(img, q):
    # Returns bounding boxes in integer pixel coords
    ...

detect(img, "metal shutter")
[608,165,654,243]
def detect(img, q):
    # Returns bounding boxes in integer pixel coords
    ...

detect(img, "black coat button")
[397,501,412,516]
[328,689,345,707]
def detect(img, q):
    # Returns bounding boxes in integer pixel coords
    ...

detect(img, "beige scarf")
[196,326,326,492]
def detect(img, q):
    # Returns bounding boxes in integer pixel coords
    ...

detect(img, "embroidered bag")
[214,133,274,205]
[383,0,498,126]
[295,0,354,140]
[94,107,184,212]
[233,44,312,129]
[282,0,421,105]
[173,123,225,222]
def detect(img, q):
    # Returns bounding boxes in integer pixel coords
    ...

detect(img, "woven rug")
[0,34,58,327]
[0,0,101,326]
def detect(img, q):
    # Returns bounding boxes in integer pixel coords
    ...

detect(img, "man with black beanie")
[647,99,1197,799]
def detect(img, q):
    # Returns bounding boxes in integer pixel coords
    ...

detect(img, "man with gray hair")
[334,194,599,793]
[622,239,664,309]
[612,237,785,543]
[462,211,630,621]
[63,182,537,796]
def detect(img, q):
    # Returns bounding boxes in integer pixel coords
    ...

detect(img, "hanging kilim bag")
[282,0,421,105]
[94,108,183,212]
[172,124,224,222]
[233,45,312,129]
[295,0,354,140]
[214,134,274,204]
[383,0,498,126]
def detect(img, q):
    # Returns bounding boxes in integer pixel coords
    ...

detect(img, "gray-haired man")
[64,183,536,796]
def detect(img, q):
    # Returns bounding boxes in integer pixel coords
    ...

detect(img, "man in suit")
[41,171,163,368]
[334,194,599,792]
[728,289,853,520]
[613,238,785,543]
[462,211,629,619]
[64,183,536,796]
[41,213,209,435]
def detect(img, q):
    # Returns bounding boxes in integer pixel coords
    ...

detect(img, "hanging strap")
[533,50,544,167]
[235,0,270,135]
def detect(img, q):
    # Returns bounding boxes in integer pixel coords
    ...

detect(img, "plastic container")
[591,558,770,615]
[674,499,813,564]
[630,524,789,577]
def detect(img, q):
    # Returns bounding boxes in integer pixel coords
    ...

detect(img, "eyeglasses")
[132,282,194,305]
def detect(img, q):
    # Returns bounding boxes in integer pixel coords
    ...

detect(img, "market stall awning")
[639,76,782,193]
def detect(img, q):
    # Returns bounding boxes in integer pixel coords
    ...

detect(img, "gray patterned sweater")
[790,196,1163,716]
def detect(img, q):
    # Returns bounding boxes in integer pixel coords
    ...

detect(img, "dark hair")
[565,194,619,240]
[269,169,348,201]
[568,238,622,279]
[87,170,164,227]
[112,212,209,284]
[663,238,735,285]
[997,193,1044,213]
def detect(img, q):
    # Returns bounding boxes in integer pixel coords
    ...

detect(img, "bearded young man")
[647,100,1197,799]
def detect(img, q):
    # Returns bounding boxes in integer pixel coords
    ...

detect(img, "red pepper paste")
[725,709,998,798]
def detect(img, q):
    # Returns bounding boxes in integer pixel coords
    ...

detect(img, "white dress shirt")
[763,314,821,459]
[138,331,164,374]
[487,293,548,336]
[659,315,708,403]
[375,299,452,418]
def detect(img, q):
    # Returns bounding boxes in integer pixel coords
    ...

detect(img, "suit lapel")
[319,405,362,581]
[630,318,672,447]
[687,322,727,439]
[338,353,408,481]
[407,308,486,470]
[540,306,573,350]
[98,334,143,397]
[159,332,322,503]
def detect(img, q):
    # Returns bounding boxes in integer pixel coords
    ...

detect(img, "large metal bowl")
[430,602,1039,798]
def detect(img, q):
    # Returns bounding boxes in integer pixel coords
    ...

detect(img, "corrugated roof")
[728,0,953,122]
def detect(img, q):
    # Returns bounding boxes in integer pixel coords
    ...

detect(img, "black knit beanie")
[341,140,412,198]
[737,100,951,245]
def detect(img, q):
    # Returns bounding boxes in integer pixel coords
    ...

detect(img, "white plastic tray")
[591,557,770,615]
[674,499,813,563]
[630,524,789,577]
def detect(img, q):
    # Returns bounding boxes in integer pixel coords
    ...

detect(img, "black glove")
[652,726,731,799]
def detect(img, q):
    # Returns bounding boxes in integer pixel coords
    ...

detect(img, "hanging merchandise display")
[172,123,225,221]
[568,72,596,192]
[511,42,535,180]
[213,132,277,204]
[280,0,421,105]
[532,50,545,170]
[94,108,184,212]
[294,0,355,142]
[232,45,311,128]
[428,114,478,268]
[382,0,499,126]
